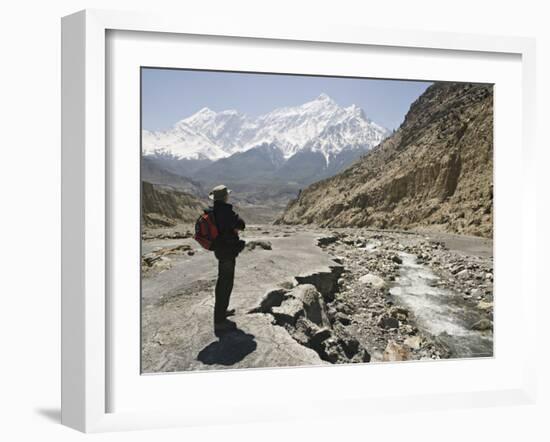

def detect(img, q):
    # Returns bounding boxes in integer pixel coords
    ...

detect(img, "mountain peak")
[315,93,335,103]
[175,107,217,128]
[346,104,365,118]
[196,107,216,116]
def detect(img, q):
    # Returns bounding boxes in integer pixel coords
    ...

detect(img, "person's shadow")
[197,322,257,366]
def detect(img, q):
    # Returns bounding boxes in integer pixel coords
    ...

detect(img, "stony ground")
[141,224,493,372]
[315,228,493,362]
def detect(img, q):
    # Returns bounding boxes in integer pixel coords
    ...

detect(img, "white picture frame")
[61,9,537,433]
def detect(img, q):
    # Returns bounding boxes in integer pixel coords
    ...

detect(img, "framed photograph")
[61,9,537,432]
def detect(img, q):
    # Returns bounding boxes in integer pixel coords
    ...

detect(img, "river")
[389,252,493,358]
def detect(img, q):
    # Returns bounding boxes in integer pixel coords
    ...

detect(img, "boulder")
[289,284,331,328]
[246,240,272,251]
[270,284,331,329]
[337,334,360,359]
[271,298,303,326]
[378,315,399,329]
[391,255,403,264]
[383,341,411,361]
[317,236,338,247]
[404,336,423,350]
[359,274,386,289]
[321,337,343,363]
[309,327,333,351]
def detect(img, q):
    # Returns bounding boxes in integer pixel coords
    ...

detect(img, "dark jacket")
[212,200,246,258]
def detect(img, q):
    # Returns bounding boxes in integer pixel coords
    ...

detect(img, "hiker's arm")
[234,213,245,231]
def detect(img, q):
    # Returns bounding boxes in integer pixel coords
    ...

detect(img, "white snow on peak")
[142,94,390,162]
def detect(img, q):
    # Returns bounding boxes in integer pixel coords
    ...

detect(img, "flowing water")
[389,252,493,358]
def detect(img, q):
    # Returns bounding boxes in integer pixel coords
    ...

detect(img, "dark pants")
[214,257,236,324]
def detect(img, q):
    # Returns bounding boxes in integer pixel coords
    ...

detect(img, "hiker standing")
[208,185,246,332]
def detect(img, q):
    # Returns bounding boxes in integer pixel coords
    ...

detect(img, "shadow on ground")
[35,408,61,423]
[197,325,257,366]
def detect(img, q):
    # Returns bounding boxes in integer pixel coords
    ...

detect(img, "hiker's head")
[209,184,231,202]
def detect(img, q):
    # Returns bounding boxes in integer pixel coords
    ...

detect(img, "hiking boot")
[214,319,237,336]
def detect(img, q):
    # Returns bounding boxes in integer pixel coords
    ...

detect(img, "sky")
[141,68,433,132]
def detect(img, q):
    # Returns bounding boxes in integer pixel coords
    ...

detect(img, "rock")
[271,284,331,329]
[334,300,353,315]
[359,274,386,289]
[292,317,329,349]
[321,337,343,363]
[477,301,493,311]
[334,312,352,326]
[317,236,338,247]
[391,255,403,264]
[271,298,303,326]
[294,265,344,301]
[333,256,345,264]
[246,240,272,251]
[279,279,296,290]
[309,327,333,350]
[456,269,469,278]
[471,319,493,331]
[143,254,161,266]
[187,250,195,256]
[383,341,411,361]
[451,265,465,275]
[378,315,399,329]
[389,306,409,322]
[404,336,423,350]
[401,324,417,335]
[337,334,361,359]
[292,284,331,327]
[470,288,481,297]
[327,306,338,319]
[167,244,191,253]
[353,349,371,363]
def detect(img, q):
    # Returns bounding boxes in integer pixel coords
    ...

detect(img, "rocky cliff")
[142,181,206,227]
[278,83,493,238]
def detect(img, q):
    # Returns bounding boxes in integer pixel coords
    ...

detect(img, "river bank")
[316,227,493,361]
[141,224,493,371]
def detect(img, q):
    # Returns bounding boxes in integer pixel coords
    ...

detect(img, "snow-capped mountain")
[142,93,389,165]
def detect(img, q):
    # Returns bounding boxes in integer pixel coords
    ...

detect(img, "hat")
[209,184,232,201]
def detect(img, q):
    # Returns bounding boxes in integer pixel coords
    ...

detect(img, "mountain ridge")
[277,83,494,238]
[142,93,389,164]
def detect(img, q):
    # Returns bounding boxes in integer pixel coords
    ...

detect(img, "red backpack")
[194,209,219,250]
